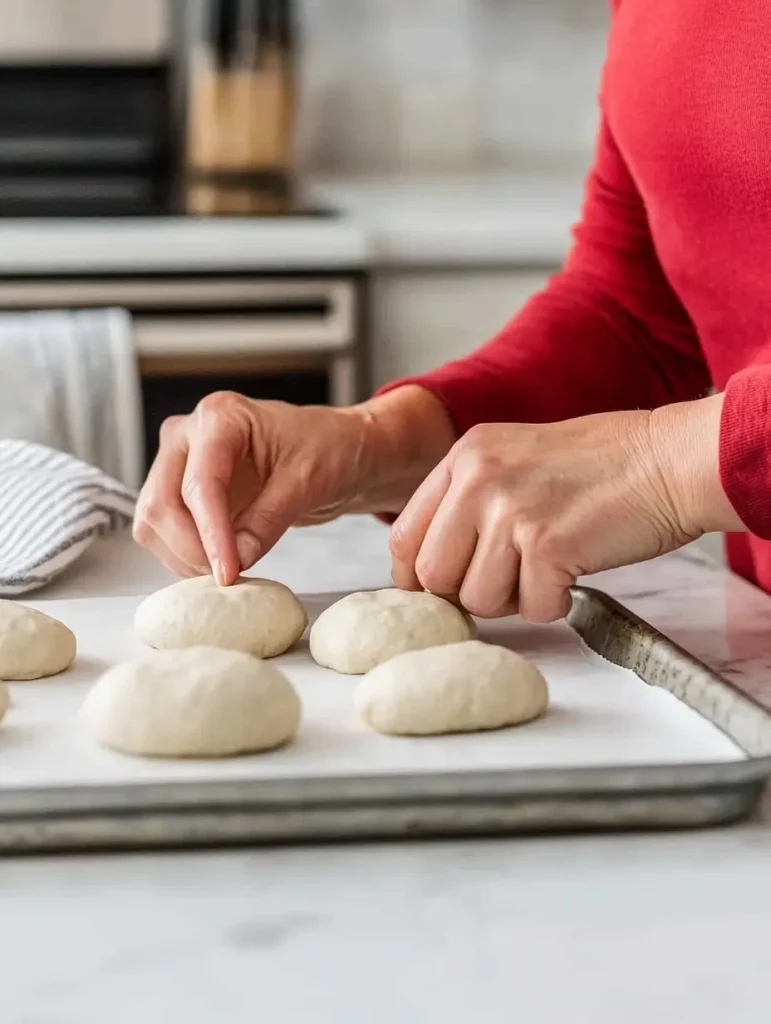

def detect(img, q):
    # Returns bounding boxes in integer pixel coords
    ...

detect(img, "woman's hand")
[390,393,742,623]
[133,386,455,585]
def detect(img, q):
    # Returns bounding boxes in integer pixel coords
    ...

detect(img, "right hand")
[133,387,455,585]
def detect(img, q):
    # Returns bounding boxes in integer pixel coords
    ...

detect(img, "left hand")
[389,394,741,622]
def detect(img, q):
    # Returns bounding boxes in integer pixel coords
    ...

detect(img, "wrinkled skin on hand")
[133,386,454,584]
[390,394,739,622]
[134,385,740,622]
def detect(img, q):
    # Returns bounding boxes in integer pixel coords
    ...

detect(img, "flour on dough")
[310,588,475,674]
[134,575,307,658]
[356,639,548,736]
[79,646,301,758]
[0,600,76,680]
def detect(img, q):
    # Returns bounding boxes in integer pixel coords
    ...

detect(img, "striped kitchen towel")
[0,440,136,596]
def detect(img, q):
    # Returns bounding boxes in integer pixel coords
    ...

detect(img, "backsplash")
[296,0,608,174]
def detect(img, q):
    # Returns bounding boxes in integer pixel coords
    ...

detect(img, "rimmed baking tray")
[1,586,770,852]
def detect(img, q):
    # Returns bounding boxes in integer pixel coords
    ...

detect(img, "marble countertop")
[4,519,771,1022]
[0,171,583,275]
[0,214,372,275]
[309,171,583,267]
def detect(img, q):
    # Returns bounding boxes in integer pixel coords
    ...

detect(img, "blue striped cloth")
[0,440,136,596]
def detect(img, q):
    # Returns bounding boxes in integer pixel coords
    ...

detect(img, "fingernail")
[211,557,228,586]
[236,530,261,570]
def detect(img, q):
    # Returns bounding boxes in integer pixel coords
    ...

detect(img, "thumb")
[233,474,308,570]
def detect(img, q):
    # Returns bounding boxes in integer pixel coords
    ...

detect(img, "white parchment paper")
[0,590,744,790]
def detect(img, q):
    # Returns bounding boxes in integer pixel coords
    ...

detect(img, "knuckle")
[484,495,513,531]
[159,414,185,445]
[250,505,281,532]
[454,440,501,484]
[414,557,452,595]
[459,595,494,618]
[131,515,153,546]
[517,522,562,563]
[387,524,405,557]
[293,460,316,493]
[458,583,510,619]
[460,423,494,449]
[195,390,243,419]
[388,522,411,562]
[135,495,165,530]
[243,502,286,541]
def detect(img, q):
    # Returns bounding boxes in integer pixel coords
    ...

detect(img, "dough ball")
[310,589,474,675]
[79,646,301,758]
[0,680,8,723]
[0,600,76,680]
[356,640,548,736]
[134,576,307,658]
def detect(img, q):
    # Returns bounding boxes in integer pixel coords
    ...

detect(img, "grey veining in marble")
[593,550,771,715]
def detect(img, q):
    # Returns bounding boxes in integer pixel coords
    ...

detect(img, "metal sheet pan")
[1,586,770,853]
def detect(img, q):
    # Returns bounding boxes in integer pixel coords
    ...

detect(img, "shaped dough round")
[0,600,76,680]
[310,589,474,675]
[79,646,301,758]
[135,576,307,658]
[356,640,548,736]
[0,680,8,723]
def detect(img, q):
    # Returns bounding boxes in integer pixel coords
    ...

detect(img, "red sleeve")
[720,361,771,539]
[378,112,711,435]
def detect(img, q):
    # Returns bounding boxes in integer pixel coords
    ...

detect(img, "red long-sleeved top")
[386,0,771,593]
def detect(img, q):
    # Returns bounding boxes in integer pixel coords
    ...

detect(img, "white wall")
[297,0,608,174]
[0,0,168,59]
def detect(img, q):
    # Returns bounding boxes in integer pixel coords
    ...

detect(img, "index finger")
[181,431,241,586]
[389,458,452,591]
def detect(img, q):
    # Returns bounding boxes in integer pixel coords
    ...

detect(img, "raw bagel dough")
[134,575,307,658]
[356,639,548,736]
[79,646,301,758]
[0,600,76,680]
[0,680,8,723]
[310,589,474,675]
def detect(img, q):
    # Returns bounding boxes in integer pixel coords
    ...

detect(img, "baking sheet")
[0,590,744,794]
